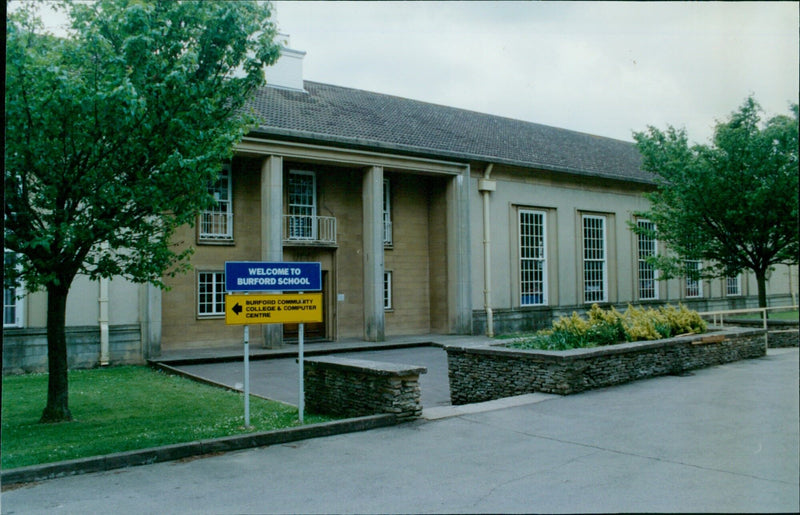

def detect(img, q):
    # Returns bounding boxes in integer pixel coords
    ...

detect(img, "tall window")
[4,252,24,328]
[200,164,233,240]
[637,219,658,300]
[685,260,702,298]
[288,171,317,240]
[519,209,547,306]
[198,271,226,316]
[384,271,393,310]
[383,178,392,245]
[583,214,607,303]
[726,274,742,296]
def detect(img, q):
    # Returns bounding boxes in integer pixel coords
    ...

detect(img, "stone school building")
[4,41,797,371]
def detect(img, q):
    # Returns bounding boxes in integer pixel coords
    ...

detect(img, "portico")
[159,137,471,350]
[238,138,472,344]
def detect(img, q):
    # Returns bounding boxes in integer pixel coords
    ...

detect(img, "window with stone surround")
[199,164,233,241]
[288,170,317,240]
[519,209,547,306]
[383,178,392,246]
[384,271,393,310]
[685,260,703,298]
[726,274,742,296]
[4,251,24,328]
[637,219,658,300]
[582,214,607,303]
[198,271,226,316]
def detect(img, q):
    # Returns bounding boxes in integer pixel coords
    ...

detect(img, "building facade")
[159,144,471,350]
[3,269,159,373]
[4,41,798,369]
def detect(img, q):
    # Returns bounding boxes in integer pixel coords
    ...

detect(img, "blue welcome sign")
[225,261,322,292]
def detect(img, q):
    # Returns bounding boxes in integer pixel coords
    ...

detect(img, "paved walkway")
[153,334,495,365]
[3,348,797,513]
[174,345,452,409]
[155,333,495,412]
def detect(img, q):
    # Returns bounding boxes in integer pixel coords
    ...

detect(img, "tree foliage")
[632,97,799,307]
[4,0,281,422]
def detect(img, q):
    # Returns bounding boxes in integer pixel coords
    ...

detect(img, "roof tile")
[247,81,650,183]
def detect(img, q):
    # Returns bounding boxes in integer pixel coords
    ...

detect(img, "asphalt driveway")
[4,348,797,513]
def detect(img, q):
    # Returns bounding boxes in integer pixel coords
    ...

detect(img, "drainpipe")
[478,164,496,337]
[99,278,110,366]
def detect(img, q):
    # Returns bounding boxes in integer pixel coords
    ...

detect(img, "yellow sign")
[225,293,323,325]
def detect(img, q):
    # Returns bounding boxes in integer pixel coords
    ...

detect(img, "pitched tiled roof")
[247,81,652,184]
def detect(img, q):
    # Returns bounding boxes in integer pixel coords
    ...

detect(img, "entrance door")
[284,271,327,341]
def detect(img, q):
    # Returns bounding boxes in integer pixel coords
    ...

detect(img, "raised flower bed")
[446,326,766,404]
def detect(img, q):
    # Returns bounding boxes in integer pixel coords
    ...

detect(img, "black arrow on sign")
[232,303,243,315]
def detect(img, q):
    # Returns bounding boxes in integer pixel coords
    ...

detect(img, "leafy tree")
[4,0,280,422]
[632,97,799,308]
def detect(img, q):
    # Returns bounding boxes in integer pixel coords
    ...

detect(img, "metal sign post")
[225,261,322,426]
[298,317,305,424]
[243,325,250,427]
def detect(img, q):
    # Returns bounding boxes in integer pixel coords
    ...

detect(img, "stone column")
[261,155,284,348]
[447,167,473,334]
[362,165,385,341]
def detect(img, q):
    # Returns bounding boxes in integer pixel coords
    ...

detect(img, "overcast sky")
[18,1,799,144]
[272,1,798,143]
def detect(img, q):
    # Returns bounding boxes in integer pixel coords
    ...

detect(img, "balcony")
[383,219,393,246]
[199,209,233,241]
[283,215,337,246]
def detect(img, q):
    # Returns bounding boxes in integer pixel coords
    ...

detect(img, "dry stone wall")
[447,327,766,404]
[724,319,799,348]
[304,356,426,421]
[767,329,800,348]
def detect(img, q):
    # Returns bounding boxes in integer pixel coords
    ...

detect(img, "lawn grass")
[1,366,333,470]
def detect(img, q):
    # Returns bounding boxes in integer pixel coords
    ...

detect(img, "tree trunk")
[40,281,73,423]
[755,269,768,310]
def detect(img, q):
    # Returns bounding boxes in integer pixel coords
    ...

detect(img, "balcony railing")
[283,215,337,245]
[383,219,393,246]
[199,210,233,241]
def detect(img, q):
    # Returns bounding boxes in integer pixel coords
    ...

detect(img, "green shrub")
[655,321,673,339]
[587,304,626,345]
[621,304,669,341]
[551,312,591,334]
[544,330,578,350]
[587,321,623,346]
[511,328,594,351]
[506,303,706,351]
[659,303,707,335]
[509,330,557,350]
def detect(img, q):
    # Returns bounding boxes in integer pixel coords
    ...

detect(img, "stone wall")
[304,357,426,421]
[447,327,766,404]
[767,330,800,348]
[2,324,143,374]
[723,319,799,348]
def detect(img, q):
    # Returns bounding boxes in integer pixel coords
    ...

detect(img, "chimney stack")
[264,33,307,92]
